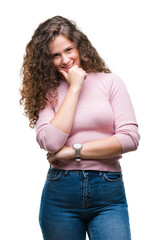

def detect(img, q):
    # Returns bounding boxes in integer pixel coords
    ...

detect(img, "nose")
[61,54,70,65]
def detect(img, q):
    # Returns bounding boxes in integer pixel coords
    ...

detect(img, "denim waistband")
[49,165,105,177]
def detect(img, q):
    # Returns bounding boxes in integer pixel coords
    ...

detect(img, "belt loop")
[99,171,103,177]
[82,171,86,178]
[64,170,69,176]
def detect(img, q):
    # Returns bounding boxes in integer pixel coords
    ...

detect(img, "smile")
[61,62,74,70]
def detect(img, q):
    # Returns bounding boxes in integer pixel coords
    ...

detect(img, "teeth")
[62,63,74,69]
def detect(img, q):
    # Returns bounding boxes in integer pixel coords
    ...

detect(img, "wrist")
[62,146,75,159]
[69,85,82,93]
[72,143,83,161]
[69,146,76,159]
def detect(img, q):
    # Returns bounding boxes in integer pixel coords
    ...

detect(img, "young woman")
[20,15,140,240]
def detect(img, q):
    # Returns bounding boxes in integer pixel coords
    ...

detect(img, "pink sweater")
[36,72,140,171]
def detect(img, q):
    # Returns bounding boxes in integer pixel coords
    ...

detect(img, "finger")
[47,152,51,157]
[70,65,78,69]
[47,152,52,159]
[68,65,79,72]
[47,154,55,163]
[48,156,54,162]
[50,160,58,166]
[59,69,68,80]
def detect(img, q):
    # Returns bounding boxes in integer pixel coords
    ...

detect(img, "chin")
[60,62,80,73]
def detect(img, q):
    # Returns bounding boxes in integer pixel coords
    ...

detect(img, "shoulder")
[87,72,125,90]
[87,72,123,83]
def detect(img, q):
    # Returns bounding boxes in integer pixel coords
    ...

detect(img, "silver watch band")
[72,143,83,162]
[75,149,81,161]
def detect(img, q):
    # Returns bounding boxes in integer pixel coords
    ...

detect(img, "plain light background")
[0,0,160,239]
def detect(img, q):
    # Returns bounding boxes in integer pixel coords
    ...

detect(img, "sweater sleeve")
[109,75,140,153]
[36,102,69,153]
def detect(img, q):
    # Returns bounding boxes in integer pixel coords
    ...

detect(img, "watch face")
[73,143,82,150]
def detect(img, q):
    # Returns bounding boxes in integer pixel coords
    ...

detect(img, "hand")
[47,146,75,166]
[47,152,57,166]
[60,65,87,90]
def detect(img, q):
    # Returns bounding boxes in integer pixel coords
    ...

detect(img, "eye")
[52,53,60,59]
[66,47,73,53]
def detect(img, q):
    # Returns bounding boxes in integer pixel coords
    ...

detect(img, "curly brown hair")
[20,16,111,128]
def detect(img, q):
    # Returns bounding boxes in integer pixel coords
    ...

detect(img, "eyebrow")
[50,44,74,56]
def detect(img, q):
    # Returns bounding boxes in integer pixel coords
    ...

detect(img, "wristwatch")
[72,143,83,162]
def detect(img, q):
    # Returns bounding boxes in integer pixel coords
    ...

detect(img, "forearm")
[81,136,123,159]
[48,136,123,163]
[49,66,87,135]
[50,86,81,134]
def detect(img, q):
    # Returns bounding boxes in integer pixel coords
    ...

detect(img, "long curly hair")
[20,16,111,128]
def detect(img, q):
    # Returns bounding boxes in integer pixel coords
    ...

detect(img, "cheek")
[53,59,60,69]
[73,51,80,65]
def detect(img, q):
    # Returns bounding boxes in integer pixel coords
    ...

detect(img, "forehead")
[49,35,73,53]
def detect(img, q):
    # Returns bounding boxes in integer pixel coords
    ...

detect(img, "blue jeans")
[39,166,131,240]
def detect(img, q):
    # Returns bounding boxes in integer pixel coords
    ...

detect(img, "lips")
[61,62,74,70]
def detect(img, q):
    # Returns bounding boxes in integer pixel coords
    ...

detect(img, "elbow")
[43,139,64,153]
[123,132,140,153]
[36,134,65,153]
[115,127,140,153]
[36,123,69,153]
[129,130,140,152]
[129,138,139,152]
[133,136,140,151]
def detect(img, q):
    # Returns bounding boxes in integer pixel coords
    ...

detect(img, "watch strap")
[75,149,81,161]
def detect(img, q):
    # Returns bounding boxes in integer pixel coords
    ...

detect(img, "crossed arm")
[47,136,123,164]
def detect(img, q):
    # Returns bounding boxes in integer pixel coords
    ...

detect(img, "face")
[49,35,81,73]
